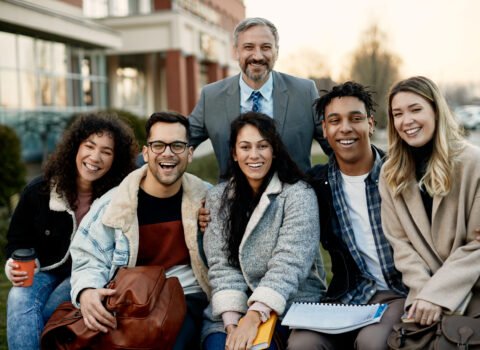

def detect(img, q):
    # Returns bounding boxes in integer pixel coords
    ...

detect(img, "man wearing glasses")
[70,112,211,349]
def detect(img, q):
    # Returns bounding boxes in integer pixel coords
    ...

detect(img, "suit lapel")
[272,71,288,134]
[225,74,241,124]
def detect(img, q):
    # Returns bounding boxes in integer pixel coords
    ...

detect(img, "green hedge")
[69,109,147,151]
[0,125,26,213]
[105,109,147,148]
[188,154,220,185]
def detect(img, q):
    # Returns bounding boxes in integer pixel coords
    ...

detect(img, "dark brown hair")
[221,112,305,267]
[44,112,137,209]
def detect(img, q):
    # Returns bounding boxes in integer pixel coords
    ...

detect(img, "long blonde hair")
[383,76,465,197]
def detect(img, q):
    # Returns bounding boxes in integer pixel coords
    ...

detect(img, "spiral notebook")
[282,302,388,334]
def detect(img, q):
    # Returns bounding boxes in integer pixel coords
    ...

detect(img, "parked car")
[455,105,480,130]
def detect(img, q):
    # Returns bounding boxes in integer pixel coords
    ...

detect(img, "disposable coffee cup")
[11,248,37,287]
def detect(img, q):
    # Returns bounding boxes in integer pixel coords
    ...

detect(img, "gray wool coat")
[202,173,326,336]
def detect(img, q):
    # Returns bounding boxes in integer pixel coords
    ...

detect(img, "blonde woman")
[379,76,480,327]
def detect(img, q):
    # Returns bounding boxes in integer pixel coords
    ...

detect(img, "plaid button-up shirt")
[328,148,407,304]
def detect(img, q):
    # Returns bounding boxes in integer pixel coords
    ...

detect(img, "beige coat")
[379,143,480,313]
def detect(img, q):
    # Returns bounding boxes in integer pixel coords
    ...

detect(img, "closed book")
[239,313,278,350]
[282,302,388,334]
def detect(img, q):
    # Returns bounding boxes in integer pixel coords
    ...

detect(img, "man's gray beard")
[245,66,272,83]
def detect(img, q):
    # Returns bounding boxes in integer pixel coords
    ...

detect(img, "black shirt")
[411,140,434,223]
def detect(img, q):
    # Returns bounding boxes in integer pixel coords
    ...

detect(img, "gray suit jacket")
[189,71,327,176]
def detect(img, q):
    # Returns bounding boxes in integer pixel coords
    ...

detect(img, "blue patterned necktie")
[251,91,262,113]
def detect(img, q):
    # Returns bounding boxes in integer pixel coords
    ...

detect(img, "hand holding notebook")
[237,313,278,350]
[282,302,388,334]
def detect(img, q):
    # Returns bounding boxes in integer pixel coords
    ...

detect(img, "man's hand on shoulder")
[79,288,117,333]
[198,199,211,233]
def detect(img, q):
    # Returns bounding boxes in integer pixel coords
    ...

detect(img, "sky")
[244,0,480,89]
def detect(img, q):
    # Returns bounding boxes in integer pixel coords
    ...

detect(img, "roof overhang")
[0,0,121,48]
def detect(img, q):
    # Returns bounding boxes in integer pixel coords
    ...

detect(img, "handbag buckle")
[457,325,474,350]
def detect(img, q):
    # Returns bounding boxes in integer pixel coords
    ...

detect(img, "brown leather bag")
[41,266,187,350]
[387,315,480,349]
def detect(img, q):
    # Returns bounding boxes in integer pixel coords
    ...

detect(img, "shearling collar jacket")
[70,166,210,307]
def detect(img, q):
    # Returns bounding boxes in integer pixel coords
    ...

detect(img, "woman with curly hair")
[5,113,137,349]
[202,112,326,350]
[379,76,480,329]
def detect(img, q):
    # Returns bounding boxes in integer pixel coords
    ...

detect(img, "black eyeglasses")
[147,141,189,154]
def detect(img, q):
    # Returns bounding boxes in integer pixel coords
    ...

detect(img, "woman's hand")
[225,310,261,350]
[226,324,237,335]
[404,227,480,326]
[6,259,28,286]
[408,299,442,326]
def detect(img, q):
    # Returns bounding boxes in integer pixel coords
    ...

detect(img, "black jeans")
[173,292,209,350]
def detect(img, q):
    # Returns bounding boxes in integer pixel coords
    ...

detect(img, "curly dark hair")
[221,112,305,267]
[314,81,377,120]
[44,112,137,209]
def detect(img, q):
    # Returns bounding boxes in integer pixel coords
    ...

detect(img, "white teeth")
[159,162,176,169]
[339,139,355,145]
[84,163,99,171]
[405,127,421,135]
[248,163,262,168]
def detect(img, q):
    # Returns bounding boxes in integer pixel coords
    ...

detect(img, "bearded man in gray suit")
[189,17,330,177]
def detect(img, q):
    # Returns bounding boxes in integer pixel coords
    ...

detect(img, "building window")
[84,0,152,18]
[0,70,19,109]
[0,32,108,114]
[116,55,146,116]
[0,31,109,161]
[199,62,209,90]
[0,32,16,68]
[18,72,36,109]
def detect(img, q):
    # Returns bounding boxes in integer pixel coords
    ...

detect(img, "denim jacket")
[70,166,210,307]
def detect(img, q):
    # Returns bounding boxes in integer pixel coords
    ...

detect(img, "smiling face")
[142,121,192,197]
[75,132,114,190]
[391,91,436,148]
[323,96,375,175]
[235,25,278,90]
[233,124,273,193]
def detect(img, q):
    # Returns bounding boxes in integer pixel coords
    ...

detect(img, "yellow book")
[239,313,278,350]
